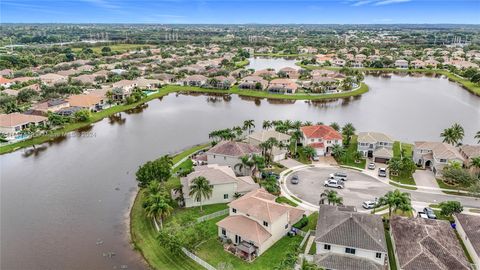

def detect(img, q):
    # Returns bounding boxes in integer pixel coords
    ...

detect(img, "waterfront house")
[216,188,304,259]
[357,132,394,163]
[205,141,261,176]
[180,164,259,208]
[314,205,387,270]
[238,76,268,90]
[453,214,480,269]
[413,141,465,176]
[135,78,162,90]
[39,73,67,86]
[67,93,108,111]
[300,125,343,156]
[0,113,47,141]
[390,216,471,270]
[111,80,138,101]
[181,75,208,87]
[411,60,425,69]
[253,69,276,79]
[72,74,99,85]
[394,60,409,69]
[267,79,298,94]
[247,130,291,162]
[279,67,299,79]
[31,99,70,115]
[459,144,480,174]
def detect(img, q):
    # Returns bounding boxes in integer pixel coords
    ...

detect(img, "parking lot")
[285,166,393,211]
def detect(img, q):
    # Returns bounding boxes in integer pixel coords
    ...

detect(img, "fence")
[196,209,229,223]
[299,230,311,248]
[181,247,217,270]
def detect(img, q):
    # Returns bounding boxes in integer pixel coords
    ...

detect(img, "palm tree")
[475,131,480,144]
[303,121,313,126]
[290,130,303,156]
[320,190,342,205]
[303,146,317,160]
[251,154,266,177]
[189,176,213,212]
[144,193,173,230]
[330,122,340,131]
[331,144,346,159]
[243,120,255,134]
[235,155,254,175]
[146,180,161,195]
[292,120,302,131]
[378,189,412,218]
[387,157,403,176]
[441,123,464,146]
[342,123,356,146]
[471,157,480,171]
[262,120,272,130]
[451,123,464,145]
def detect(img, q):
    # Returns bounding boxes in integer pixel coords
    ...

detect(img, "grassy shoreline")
[0,83,369,155]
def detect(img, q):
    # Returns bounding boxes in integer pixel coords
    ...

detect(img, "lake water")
[1,74,479,270]
[246,56,299,71]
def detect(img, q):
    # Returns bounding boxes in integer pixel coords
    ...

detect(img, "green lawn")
[72,43,153,53]
[195,234,302,270]
[275,196,298,207]
[338,136,366,169]
[308,242,317,255]
[389,181,418,190]
[301,212,319,232]
[390,141,416,185]
[384,229,398,270]
[235,59,250,68]
[382,209,413,219]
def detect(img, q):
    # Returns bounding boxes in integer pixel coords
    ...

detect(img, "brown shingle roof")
[455,214,480,256]
[216,215,272,245]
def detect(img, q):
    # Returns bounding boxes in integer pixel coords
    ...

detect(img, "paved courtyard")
[413,170,439,188]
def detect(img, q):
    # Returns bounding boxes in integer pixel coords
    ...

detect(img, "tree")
[320,190,342,205]
[471,157,480,173]
[189,176,213,212]
[378,189,412,218]
[144,192,173,229]
[439,201,463,217]
[16,88,37,103]
[261,175,280,194]
[342,123,356,146]
[262,120,272,130]
[303,146,317,160]
[243,119,255,134]
[331,144,346,159]
[290,130,303,156]
[157,229,182,254]
[330,122,340,131]
[73,109,91,122]
[442,165,473,187]
[135,155,173,187]
[234,155,254,175]
[475,131,480,144]
[441,123,464,146]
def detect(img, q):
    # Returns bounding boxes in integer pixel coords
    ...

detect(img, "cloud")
[348,0,411,6]
[83,0,119,10]
[374,0,411,5]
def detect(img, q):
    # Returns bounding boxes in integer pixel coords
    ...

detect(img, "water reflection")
[125,103,149,114]
[108,113,126,125]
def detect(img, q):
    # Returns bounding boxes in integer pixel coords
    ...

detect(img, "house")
[31,99,70,115]
[425,59,440,68]
[390,216,471,270]
[110,68,127,75]
[56,69,78,77]
[111,80,138,101]
[238,76,268,90]
[216,189,304,259]
[300,125,343,156]
[279,67,299,79]
[351,61,364,68]
[314,205,387,270]
[459,145,480,174]
[181,75,208,87]
[0,77,14,88]
[209,76,236,89]
[0,69,13,77]
[413,141,465,176]
[333,59,346,67]
[247,130,291,161]
[205,141,261,176]
[357,132,395,163]
[180,165,259,208]
[0,113,47,140]
[454,214,480,269]
[267,79,298,94]
[411,60,425,69]
[67,93,108,111]
[253,69,276,78]
[72,74,98,85]
[394,60,409,69]
[135,78,162,90]
[39,73,67,86]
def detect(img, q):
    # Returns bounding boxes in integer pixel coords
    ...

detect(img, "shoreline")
[0,83,369,155]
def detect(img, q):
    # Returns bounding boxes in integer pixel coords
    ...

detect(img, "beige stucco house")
[413,141,465,176]
[247,130,291,162]
[357,132,395,163]
[205,141,261,176]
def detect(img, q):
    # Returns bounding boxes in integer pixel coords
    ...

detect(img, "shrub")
[293,215,308,229]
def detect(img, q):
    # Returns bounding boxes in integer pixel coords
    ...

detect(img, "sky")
[1,0,480,24]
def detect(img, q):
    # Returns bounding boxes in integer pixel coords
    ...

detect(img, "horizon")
[2,0,480,24]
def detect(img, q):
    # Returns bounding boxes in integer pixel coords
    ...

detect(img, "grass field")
[338,136,366,169]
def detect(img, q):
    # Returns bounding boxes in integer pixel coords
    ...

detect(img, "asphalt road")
[285,167,480,209]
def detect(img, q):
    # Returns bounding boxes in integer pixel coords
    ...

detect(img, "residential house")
[279,67,299,79]
[300,125,343,156]
[0,69,13,77]
[314,205,387,270]
[31,99,70,115]
[72,74,98,85]
[111,80,137,101]
[454,214,480,269]
[216,189,304,259]
[357,132,395,163]
[56,69,78,77]
[110,68,127,75]
[267,79,298,94]
[459,145,480,174]
[333,58,346,67]
[67,93,108,111]
[209,76,236,89]
[411,60,425,69]
[253,69,276,78]
[180,165,259,208]
[425,59,440,68]
[0,113,47,140]
[181,75,208,87]
[135,78,162,90]
[394,60,409,69]
[0,77,13,88]
[390,216,471,270]
[247,130,291,161]
[39,73,67,86]
[205,141,261,176]
[238,76,268,90]
[413,141,465,176]
[351,61,364,68]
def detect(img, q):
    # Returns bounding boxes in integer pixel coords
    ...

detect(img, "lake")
[1,74,479,270]
[246,56,299,71]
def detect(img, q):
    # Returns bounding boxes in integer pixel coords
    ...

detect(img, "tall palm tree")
[440,127,455,145]
[144,193,173,229]
[146,180,161,195]
[320,190,342,205]
[331,144,346,159]
[235,155,254,175]
[262,120,272,130]
[303,121,313,126]
[451,123,464,145]
[441,123,464,146]
[330,122,340,131]
[290,130,303,156]
[243,120,255,134]
[378,189,412,218]
[475,131,480,144]
[292,120,302,131]
[251,154,266,178]
[189,176,213,212]
[342,123,356,146]
[303,146,317,160]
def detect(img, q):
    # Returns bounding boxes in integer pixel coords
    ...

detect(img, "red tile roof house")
[300,125,343,156]
[453,214,480,269]
[0,113,47,141]
[216,188,304,260]
[0,77,14,88]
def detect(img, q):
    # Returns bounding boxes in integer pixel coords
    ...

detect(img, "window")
[285,224,288,229]
[376,253,382,259]
[224,194,229,199]
[263,221,268,227]
[221,228,226,236]
[311,139,314,142]
[232,208,237,213]
[327,140,331,144]
[213,155,216,158]
[440,159,447,163]
[345,248,356,254]
[324,244,331,250]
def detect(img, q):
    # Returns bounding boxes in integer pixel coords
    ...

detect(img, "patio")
[224,241,258,262]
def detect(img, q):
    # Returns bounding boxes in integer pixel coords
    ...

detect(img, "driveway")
[278,158,304,169]
[413,170,439,188]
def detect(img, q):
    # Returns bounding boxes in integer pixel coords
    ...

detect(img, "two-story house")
[413,141,465,176]
[313,205,388,270]
[216,189,304,260]
[300,125,343,156]
[205,141,261,176]
[357,132,395,163]
[111,80,138,101]
[180,165,259,208]
[238,75,268,90]
[247,130,291,162]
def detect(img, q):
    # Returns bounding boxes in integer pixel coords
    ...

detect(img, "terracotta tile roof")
[301,125,343,140]
[0,113,47,127]
[67,94,103,108]
[206,141,261,157]
[216,215,272,245]
[460,145,480,159]
[357,132,394,144]
[309,142,325,149]
[248,130,290,143]
[0,77,14,84]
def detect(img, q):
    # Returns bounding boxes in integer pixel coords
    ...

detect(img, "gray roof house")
[357,132,395,163]
[454,214,480,269]
[390,215,471,270]
[247,130,291,162]
[314,205,388,270]
[206,141,261,176]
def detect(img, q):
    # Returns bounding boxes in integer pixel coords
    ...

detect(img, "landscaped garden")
[388,141,416,186]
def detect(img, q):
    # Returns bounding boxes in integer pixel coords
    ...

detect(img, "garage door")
[374,157,389,163]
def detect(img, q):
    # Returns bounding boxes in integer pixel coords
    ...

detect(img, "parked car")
[290,175,299,184]
[423,207,437,219]
[378,168,387,177]
[324,179,344,189]
[418,212,429,219]
[362,201,377,209]
[368,162,376,170]
[329,172,348,181]
[312,155,320,161]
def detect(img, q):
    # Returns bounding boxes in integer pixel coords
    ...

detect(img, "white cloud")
[83,0,119,10]
[374,0,411,6]
[348,0,411,6]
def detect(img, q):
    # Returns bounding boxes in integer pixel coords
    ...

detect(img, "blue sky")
[2,0,480,24]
